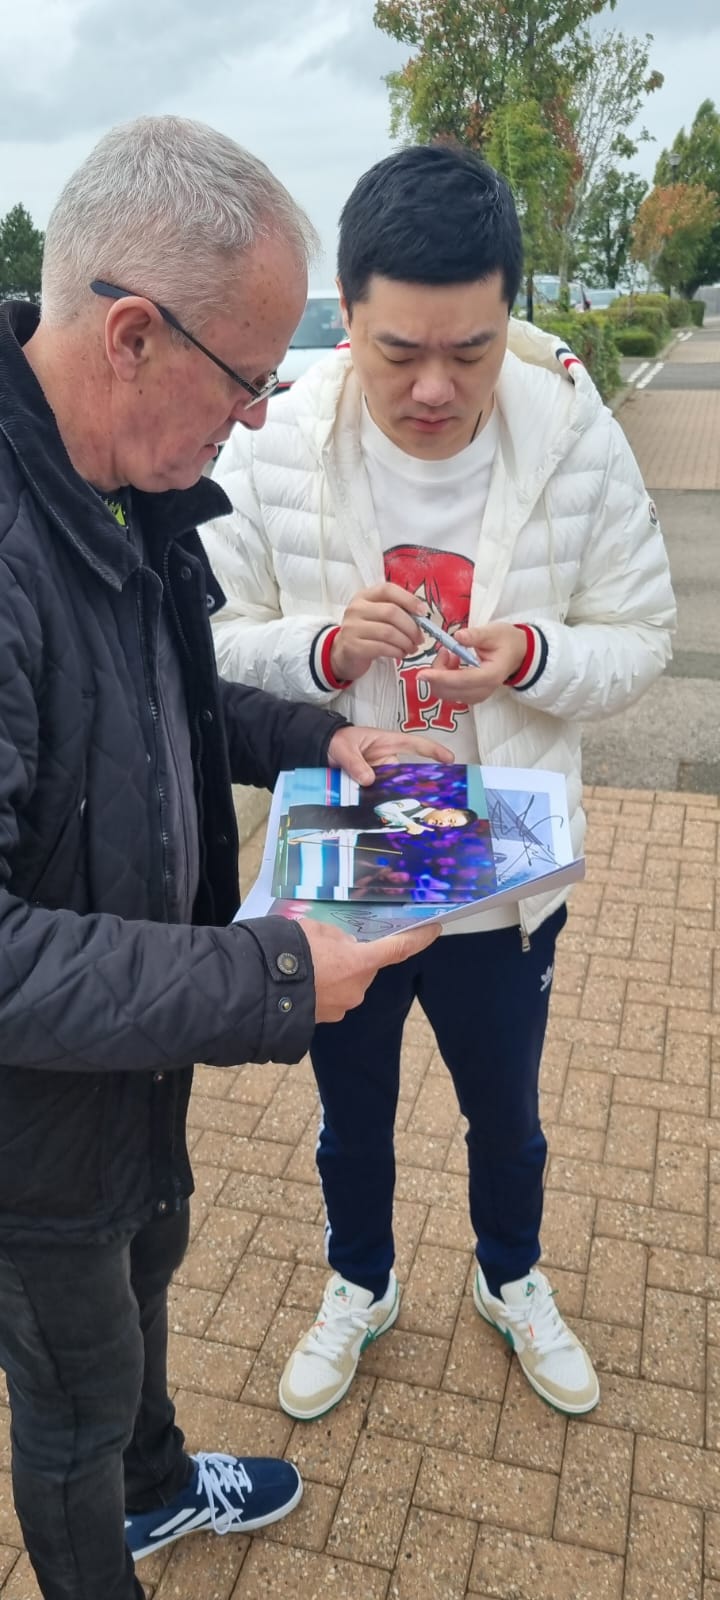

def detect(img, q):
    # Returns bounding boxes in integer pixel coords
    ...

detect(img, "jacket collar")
[0,301,231,590]
[285,318,603,500]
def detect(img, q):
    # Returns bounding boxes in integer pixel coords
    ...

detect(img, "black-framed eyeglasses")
[90,279,279,408]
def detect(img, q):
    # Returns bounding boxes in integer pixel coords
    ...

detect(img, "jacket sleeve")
[202,424,342,702]
[0,568,320,1075]
[518,417,676,722]
[219,678,348,789]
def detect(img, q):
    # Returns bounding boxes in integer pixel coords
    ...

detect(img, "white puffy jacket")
[203,319,675,935]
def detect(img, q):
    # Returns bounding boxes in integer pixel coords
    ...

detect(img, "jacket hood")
[276,314,605,501]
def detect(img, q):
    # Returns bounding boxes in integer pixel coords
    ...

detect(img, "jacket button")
[278,996,293,1014]
[276,951,299,977]
[217,832,229,847]
[180,565,192,581]
[157,1200,169,1215]
[201,708,214,724]
[153,1071,165,1084]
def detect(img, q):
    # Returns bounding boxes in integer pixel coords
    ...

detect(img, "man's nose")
[231,395,269,430]
[411,363,454,407]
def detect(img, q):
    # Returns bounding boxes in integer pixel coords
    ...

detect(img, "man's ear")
[104,297,161,382]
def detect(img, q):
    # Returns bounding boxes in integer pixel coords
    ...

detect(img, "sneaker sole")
[278,1283,401,1422]
[473,1281,600,1417]
[130,1475,304,1559]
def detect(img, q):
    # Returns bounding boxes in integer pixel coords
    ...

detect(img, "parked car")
[581,287,622,310]
[275,289,345,392]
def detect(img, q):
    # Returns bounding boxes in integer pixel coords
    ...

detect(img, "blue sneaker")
[125,1452,302,1559]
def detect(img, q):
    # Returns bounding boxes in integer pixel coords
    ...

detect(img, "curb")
[610,329,681,416]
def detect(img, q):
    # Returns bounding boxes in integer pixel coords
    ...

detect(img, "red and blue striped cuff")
[309,625,352,692]
[504,624,549,691]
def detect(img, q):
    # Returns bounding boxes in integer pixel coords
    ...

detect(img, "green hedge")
[689,299,706,326]
[612,326,660,358]
[620,293,669,310]
[609,301,669,340]
[535,310,621,400]
[667,298,693,327]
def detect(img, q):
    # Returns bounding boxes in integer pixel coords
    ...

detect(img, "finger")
[355,606,427,650]
[347,619,425,656]
[370,922,442,969]
[393,735,454,764]
[454,627,488,646]
[371,583,430,616]
[417,670,495,705]
[434,647,461,671]
[420,663,497,689]
[339,749,376,785]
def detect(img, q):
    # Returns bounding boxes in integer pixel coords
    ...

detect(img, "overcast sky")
[1,0,718,283]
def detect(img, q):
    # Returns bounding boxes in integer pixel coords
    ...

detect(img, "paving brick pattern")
[2,787,717,1599]
[618,389,720,491]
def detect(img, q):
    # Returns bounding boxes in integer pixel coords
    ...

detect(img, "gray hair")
[41,115,319,328]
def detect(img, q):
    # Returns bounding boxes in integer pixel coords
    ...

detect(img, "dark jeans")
[311,909,566,1301]
[0,1205,192,1600]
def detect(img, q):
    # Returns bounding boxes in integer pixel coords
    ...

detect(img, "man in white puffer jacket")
[202,144,675,1422]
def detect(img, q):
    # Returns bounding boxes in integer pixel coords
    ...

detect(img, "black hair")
[338,143,523,313]
[430,807,478,827]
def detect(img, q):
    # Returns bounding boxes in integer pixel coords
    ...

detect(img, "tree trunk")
[526,269,535,323]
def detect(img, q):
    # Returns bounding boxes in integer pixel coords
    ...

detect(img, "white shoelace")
[499,1277,576,1357]
[194,1452,253,1534]
[304,1290,374,1362]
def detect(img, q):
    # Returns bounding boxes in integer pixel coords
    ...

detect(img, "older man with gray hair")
[0,116,449,1600]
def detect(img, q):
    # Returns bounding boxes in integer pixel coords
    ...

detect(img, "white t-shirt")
[360,400,519,936]
[360,400,499,764]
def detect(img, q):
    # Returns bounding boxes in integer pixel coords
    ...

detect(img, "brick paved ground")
[618,389,720,492]
[617,329,720,491]
[1,787,718,1600]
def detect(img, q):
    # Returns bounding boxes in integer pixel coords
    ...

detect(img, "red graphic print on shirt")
[384,544,474,733]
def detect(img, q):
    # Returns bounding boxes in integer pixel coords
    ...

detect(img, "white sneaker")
[473,1264,599,1415]
[278,1271,400,1420]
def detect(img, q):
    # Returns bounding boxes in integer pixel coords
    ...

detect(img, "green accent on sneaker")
[361,1280,400,1352]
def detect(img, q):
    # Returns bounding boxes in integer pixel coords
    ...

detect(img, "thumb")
[454,627,488,647]
[342,751,375,785]
[372,921,442,970]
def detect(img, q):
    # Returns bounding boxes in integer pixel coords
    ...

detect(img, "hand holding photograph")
[236,764,585,941]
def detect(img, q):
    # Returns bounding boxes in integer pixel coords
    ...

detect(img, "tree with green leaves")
[574,167,647,287]
[487,97,577,319]
[632,182,719,297]
[0,204,44,303]
[374,0,621,316]
[374,0,612,153]
[558,30,662,286]
[655,100,720,293]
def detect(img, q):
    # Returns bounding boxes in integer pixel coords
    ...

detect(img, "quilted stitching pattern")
[203,324,676,934]
[0,304,343,1240]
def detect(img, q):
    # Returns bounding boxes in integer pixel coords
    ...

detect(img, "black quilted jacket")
[0,302,346,1242]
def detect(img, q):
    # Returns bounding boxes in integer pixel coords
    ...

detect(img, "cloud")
[302,6,406,87]
[612,0,719,32]
[0,0,718,280]
[0,0,329,142]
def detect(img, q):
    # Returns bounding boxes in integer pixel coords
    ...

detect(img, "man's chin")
[398,418,465,457]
